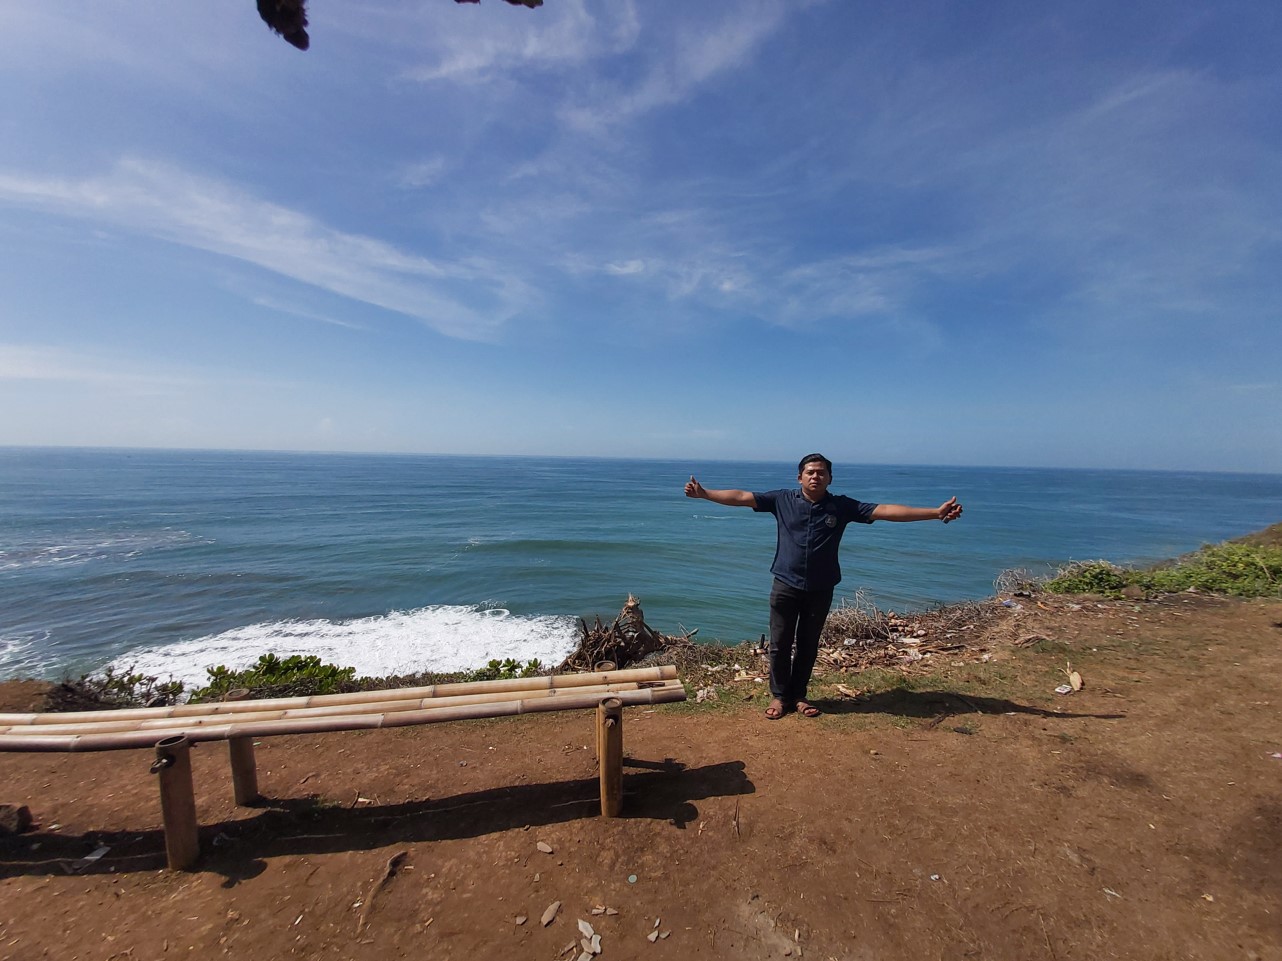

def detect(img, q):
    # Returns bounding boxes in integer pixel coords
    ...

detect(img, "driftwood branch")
[557,595,689,673]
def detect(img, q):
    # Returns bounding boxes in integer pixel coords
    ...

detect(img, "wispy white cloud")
[397,0,640,83]
[989,70,1282,326]
[0,159,527,341]
[249,296,366,331]
[396,156,449,189]
[736,50,1282,332]
[0,343,200,391]
[558,2,788,131]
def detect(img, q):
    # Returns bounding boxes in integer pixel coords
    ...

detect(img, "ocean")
[1,447,1279,690]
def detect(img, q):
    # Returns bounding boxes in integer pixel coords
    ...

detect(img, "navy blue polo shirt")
[753,488,878,591]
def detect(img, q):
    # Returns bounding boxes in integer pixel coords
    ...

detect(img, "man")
[684,454,962,720]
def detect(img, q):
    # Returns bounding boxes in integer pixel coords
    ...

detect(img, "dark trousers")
[767,578,834,704]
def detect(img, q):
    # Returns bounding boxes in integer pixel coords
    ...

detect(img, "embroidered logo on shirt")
[825,514,837,527]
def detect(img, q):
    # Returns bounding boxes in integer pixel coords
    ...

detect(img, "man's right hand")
[684,476,706,499]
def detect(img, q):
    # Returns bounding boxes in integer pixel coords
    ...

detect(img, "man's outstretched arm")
[872,496,962,523]
[684,476,757,508]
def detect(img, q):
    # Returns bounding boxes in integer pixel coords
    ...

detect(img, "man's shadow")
[0,757,754,884]
[816,688,1125,721]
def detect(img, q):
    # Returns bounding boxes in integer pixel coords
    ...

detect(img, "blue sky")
[1,1,1279,471]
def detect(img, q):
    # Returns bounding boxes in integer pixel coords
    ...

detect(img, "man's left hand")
[938,496,963,523]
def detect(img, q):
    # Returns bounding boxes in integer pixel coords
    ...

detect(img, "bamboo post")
[151,735,199,870]
[596,697,623,817]
[223,690,260,806]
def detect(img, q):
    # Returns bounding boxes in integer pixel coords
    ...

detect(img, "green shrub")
[1044,560,1132,597]
[1141,543,1282,597]
[1044,542,1282,599]
[459,658,546,682]
[189,653,360,702]
[48,665,184,712]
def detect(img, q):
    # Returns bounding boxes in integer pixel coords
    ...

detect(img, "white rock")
[541,901,561,926]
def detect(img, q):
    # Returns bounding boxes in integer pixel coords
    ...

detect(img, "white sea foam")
[0,632,55,677]
[109,605,580,692]
[0,529,203,570]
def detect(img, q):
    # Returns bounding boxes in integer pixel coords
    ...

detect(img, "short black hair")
[797,453,832,475]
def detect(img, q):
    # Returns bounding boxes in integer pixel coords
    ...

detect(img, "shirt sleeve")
[840,496,878,524]
[752,489,782,513]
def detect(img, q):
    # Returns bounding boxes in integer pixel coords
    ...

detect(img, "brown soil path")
[2,593,1280,960]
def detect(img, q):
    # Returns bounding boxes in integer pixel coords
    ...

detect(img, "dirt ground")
[1,591,1280,961]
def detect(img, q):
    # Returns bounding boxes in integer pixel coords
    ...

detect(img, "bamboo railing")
[0,679,685,752]
[0,665,679,727]
[0,679,665,738]
[2,666,687,869]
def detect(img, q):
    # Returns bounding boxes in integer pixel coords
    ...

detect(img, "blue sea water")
[1,447,1279,689]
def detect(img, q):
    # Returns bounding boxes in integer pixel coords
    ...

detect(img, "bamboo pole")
[152,736,199,870]
[0,681,651,737]
[597,697,623,817]
[0,666,681,726]
[0,682,688,753]
[224,690,259,806]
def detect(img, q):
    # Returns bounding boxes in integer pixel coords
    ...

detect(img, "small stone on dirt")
[536,841,554,854]
[541,901,561,926]
[0,804,33,834]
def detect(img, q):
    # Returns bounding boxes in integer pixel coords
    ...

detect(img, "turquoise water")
[1,447,1279,687]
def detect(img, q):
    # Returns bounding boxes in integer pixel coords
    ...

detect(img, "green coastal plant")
[189,653,361,702]
[459,658,546,682]
[48,664,185,712]
[1143,542,1281,596]
[1044,560,1132,597]
[1044,542,1282,599]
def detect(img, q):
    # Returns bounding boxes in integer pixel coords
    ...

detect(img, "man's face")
[798,460,831,500]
